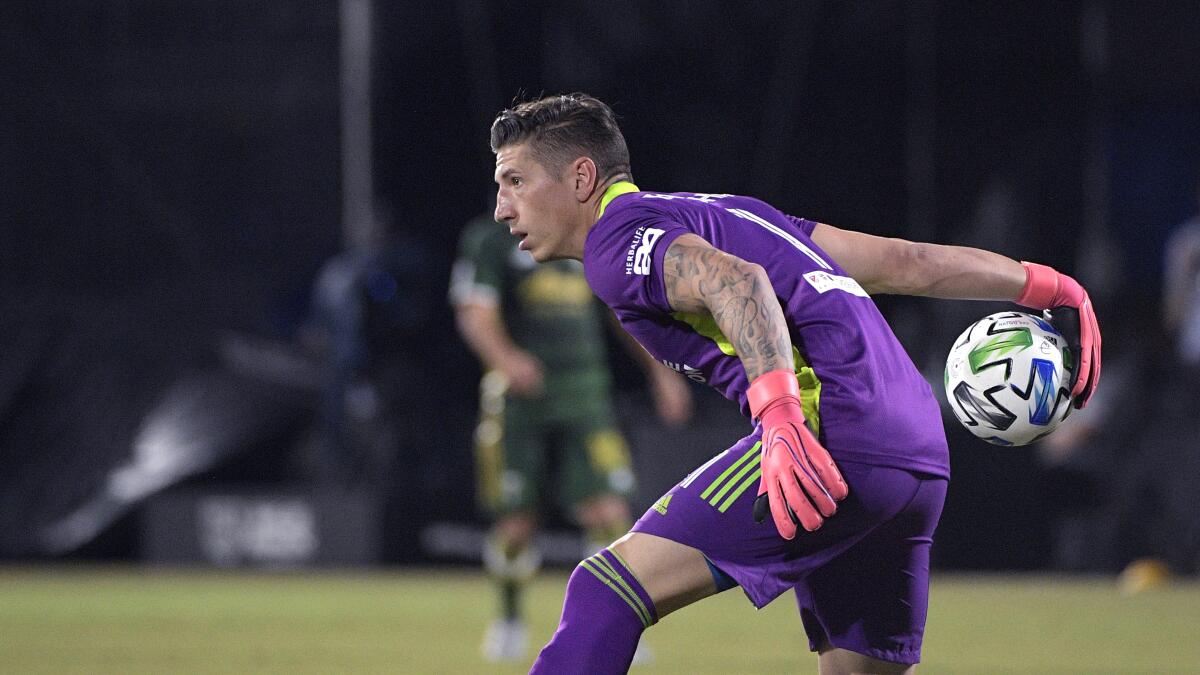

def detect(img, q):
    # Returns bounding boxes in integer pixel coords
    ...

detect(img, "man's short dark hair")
[490,93,632,182]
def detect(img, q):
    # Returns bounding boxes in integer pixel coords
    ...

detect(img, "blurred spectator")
[305,222,436,488]
[1163,178,1200,368]
[1115,178,1200,578]
[1035,177,1200,579]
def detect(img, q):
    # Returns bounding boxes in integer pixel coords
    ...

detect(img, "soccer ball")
[944,311,1074,446]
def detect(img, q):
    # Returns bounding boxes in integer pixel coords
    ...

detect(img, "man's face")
[493,142,578,262]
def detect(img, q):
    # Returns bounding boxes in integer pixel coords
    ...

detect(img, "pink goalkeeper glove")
[748,370,849,539]
[1015,262,1102,408]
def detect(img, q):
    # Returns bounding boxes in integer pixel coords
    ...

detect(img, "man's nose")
[494,197,514,223]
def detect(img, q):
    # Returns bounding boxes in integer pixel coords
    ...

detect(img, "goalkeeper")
[451,210,692,662]
[487,94,1101,674]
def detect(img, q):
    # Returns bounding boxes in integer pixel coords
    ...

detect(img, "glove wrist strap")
[747,369,802,421]
[1016,261,1060,309]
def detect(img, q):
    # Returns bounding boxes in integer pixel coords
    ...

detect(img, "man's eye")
[511,177,522,186]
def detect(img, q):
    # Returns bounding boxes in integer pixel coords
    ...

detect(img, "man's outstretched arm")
[811,222,1101,407]
[661,234,848,539]
[809,223,1027,299]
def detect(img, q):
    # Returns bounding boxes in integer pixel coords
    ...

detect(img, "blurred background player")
[450,209,692,661]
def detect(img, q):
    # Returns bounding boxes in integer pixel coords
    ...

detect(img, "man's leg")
[569,425,637,552]
[568,425,655,663]
[611,532,723,617]
[796,465,949,673]
[536,431,772,673]
[576,492,713,668]
[480,512,540,661]
[530,532,717,674]
[817,640,916,675]
[475,376,545,661]
[483,512,539,620]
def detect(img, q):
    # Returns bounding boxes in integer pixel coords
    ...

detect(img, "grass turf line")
[1,567,1197,674]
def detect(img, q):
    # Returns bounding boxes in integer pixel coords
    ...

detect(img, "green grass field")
[1,567,1197,674]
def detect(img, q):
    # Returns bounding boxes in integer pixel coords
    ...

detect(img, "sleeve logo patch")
[803,271,869,297]
[625,227,666,275]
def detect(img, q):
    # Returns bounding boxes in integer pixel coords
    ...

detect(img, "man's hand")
[497,348,545,397]
[648,369,693,427]
[1016,262,1102,408]
[748,370,849,539]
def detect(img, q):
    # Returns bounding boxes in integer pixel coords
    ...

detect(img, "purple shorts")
[631,431,947,665]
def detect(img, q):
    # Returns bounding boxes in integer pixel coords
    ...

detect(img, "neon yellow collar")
[597,180,640,218]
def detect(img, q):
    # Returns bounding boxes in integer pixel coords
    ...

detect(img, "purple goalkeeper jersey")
[584,183,949,478]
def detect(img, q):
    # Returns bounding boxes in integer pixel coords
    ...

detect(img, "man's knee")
[610,532,718,618]
[575,549,658,628]
[576,493,631,531]
[493,512,536,549]
[530,548,656,673]
[577,494,632,553]
[485,512,540,580]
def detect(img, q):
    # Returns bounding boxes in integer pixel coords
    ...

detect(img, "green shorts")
[475,372,634,517]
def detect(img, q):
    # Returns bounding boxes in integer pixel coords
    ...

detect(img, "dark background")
[3,1,1199,572]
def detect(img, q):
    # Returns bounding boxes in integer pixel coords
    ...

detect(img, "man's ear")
[571,157,599,202]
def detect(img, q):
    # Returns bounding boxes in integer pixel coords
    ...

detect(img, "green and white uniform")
[451,216,634,515]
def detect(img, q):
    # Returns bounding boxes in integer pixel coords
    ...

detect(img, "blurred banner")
[143,487,379,567]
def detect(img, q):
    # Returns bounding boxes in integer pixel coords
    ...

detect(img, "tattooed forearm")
[663,235,794,380]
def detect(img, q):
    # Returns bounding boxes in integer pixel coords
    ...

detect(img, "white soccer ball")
[943,311,1074,446]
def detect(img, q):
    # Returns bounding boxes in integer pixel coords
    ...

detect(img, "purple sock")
[530,547,657,674]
